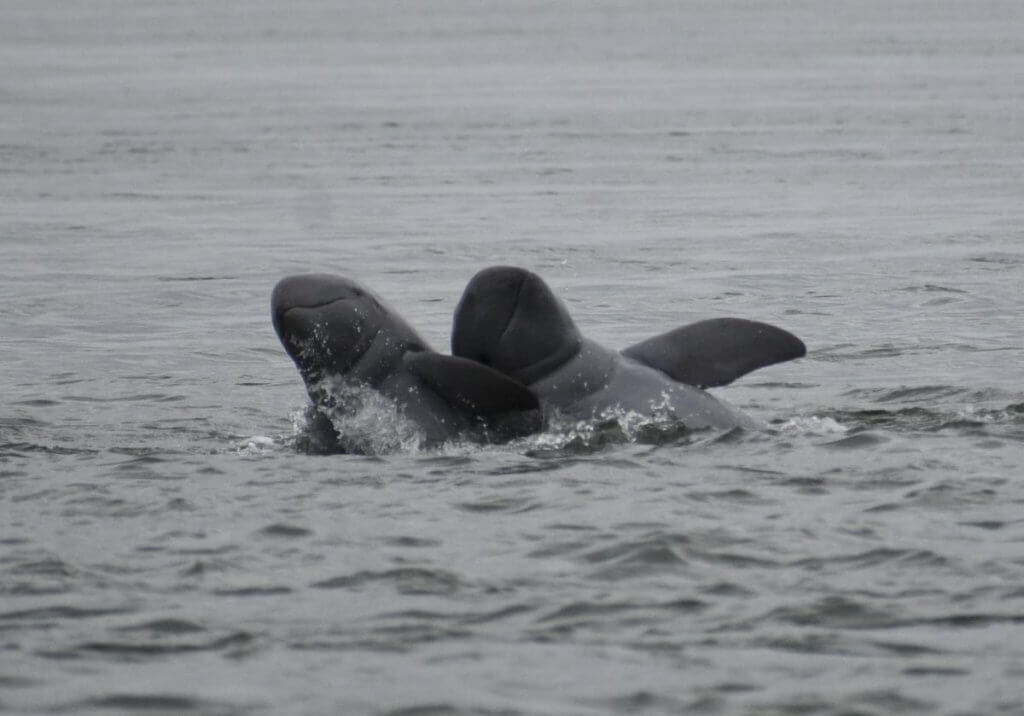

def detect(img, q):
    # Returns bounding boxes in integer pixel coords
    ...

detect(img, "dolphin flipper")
[622,318,806,388]
[403,352,541,419]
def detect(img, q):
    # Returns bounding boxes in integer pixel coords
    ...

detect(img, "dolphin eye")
[479,353,491,366]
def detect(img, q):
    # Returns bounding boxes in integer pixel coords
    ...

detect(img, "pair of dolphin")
[271,266,806,452]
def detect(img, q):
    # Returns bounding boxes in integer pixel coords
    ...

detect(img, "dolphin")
[451,266,806,431]
[272,273,540,452]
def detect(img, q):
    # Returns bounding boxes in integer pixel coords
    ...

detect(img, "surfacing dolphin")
[451,266,806,432]
[272,273,540,452]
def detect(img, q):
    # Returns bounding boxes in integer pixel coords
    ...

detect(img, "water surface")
[2,1,1023,714]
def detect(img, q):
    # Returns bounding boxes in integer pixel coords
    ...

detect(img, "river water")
[3,1,1023,714]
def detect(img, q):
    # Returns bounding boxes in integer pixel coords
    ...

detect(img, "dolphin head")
[271,273,425,386]
[451,266,581,385]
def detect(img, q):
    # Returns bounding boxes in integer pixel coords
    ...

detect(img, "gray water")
[3,1,1024,714]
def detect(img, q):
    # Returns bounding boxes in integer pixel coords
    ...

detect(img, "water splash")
[777,416,850,436]
[295,376,426,455]
[237,436,276,455]
[524,405,701,454]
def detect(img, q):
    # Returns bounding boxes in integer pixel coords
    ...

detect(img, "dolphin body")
[451,266,806,432]
[272,273,540,452]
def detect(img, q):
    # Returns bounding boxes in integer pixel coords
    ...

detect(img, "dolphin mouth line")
[279,295,354,315]
[274,296,357,339]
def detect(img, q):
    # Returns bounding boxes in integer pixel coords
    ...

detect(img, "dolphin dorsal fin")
[621,318,806,388]
[403,352,540,418]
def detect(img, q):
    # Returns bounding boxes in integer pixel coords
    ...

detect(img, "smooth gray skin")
[452,266,807,431]
[272,273,540,451]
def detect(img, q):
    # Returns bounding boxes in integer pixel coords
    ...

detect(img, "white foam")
[238,435,276,454]
[953,405,998,424]
[777,415,849,435]
[524,405,692,451]
[304,376,427,455]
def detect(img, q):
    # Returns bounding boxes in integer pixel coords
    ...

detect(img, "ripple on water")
[752,689,936,716]
[66,630,256,661]
[1,442,100,458]
[65,694,247,716]
[456,496,542,514]
[3,557,79,596]
[211,586,293,597]
[821,430,891,450]
[535,597,706,629]
[312,568,462,596]
[114,617,206,635]
[0,604,131,623]
[821,400,1024,446]
[593,690,691,715]
[580,532,691,579]
[255,522,313,538]
[792,547,950,574]
[292,623,474,654]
